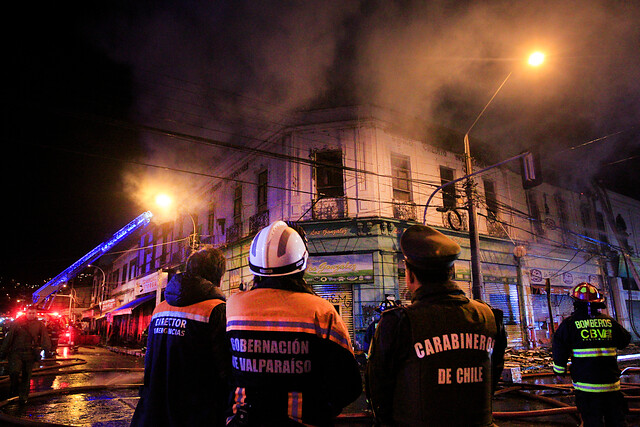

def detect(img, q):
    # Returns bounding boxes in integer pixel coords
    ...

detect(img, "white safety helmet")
[249,221,308,276]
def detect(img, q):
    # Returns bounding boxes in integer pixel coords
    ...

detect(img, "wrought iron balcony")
[312,197,347,220]
[226,223,242,244]
[486,216,508,238]
[393,201,417,221]
[250,210,270,234]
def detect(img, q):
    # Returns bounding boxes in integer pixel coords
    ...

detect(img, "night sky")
[3,1,640,287]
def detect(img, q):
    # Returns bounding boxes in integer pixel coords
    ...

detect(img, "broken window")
[315,150,344,198]
[391,154,412,202]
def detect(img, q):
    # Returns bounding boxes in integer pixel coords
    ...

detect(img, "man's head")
[186,245,226,286]
[570,282,606,315]
[400,225,461,292]
[25,306,37,321]
[249,220,308,277]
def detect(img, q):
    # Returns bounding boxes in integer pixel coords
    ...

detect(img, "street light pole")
[463,72,512,301]
[187,213,199,250]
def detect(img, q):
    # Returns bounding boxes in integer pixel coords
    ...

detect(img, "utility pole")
[464,134,484,300]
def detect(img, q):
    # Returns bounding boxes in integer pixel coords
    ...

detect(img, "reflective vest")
[132,298,227,427]
[552,312,631,393]
[226,287,362,426]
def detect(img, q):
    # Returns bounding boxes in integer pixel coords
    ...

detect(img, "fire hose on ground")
[0,360,639,426]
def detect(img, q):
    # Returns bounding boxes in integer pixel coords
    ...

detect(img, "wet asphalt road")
[0,346,638,426]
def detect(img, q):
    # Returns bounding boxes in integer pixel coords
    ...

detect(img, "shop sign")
[306,254,373,284]
[101,298,116,312]
[135,270,168,295]
[307,226,353,238]
[529,269,598,287]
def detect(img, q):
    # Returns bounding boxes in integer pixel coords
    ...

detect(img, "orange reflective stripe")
[153,299,224,323]
[227,288,353,353]
[288,391,303,422]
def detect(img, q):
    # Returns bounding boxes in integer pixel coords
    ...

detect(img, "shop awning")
[111,294,155,317]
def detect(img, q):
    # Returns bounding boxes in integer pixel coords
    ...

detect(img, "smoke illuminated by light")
[155,193,172,208]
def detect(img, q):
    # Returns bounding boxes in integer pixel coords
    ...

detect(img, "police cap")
[400,225,461,269]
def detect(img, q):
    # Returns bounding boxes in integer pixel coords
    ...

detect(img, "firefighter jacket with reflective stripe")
[0,318,51,356]
[552,311,630,393]
[131,274,230,427]
[226,281,362,426]
[365,280,507,427]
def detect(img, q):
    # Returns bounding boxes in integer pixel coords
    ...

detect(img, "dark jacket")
[226,276,362,426]
[130,273,230,427]
[0,317,51,359]
[366,280,507,427]
[552,309,630,392]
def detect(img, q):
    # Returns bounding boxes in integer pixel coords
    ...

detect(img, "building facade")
[89,105,640,350]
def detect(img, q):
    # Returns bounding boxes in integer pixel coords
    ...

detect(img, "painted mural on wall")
[306,254,374,285]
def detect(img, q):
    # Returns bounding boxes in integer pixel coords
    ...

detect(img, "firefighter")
[0,306,51,404]
[363,297,400,353]
[130,246,230,427]
[552,282,631,427]
[226,221,362,426]
[366,224,507,426]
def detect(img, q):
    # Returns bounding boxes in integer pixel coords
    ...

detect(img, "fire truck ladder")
[31,211,153,308]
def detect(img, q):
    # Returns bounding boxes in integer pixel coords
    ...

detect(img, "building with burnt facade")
[89,105,640,350]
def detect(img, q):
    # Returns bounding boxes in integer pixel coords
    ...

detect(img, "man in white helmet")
[226,221,362,426]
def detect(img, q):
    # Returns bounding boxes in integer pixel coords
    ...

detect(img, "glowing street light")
[528,51,545,67]
[155,193,172,208]
[462,51,545,301]
[154,193,199,250]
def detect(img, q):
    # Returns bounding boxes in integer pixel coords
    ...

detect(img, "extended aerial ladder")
[31,211,153,307]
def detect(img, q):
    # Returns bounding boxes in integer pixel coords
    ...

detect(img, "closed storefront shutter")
[313,284,354,340]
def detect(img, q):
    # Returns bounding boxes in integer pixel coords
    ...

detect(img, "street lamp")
[154,193,199,250]
[463,52,544,300]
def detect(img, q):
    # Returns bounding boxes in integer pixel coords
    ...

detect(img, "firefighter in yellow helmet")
[225,221,362,426]
[552,282,631,426]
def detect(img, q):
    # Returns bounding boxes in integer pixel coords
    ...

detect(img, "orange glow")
[528,51,545,67]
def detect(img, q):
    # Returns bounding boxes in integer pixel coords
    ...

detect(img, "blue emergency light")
[32,211,153,305]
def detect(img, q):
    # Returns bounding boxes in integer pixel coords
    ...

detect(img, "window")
[111,270,119,291]
[129,260,137,281]
[391,154,412,202]
[233,186,243,225]
[595,212,609,248]
[121,265,128,285]
[257,170,268,212]
[141,234,153,275]
[208,205,215,236]
[439,166,456,209]
[526,191,544,235]
[580,203,592,233]
[483,179,498,220]
[315,150,344,198]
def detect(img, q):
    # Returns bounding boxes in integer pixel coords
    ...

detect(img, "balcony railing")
[250,210,270,235]
[486,216,508,238]
[441,209,468,231]
[312,197,347,220]
[226,223,242,244]
[393,201,417,221]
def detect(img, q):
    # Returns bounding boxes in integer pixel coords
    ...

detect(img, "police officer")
[366,225,506,426]
[131,246,230,427]
[552,282,631,427]
[226,221,362,426]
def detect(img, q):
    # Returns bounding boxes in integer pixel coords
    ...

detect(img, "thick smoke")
[90,0,640,199]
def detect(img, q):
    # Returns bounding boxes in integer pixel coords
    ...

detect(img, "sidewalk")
[105,345,145,358]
